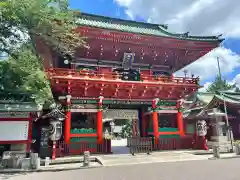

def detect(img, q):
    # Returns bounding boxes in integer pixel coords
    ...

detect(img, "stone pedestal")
[21,158,31,170]
[30,153,40,170]
[209,110,232,152]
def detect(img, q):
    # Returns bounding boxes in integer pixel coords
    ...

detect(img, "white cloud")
[114,0,240,37]
[232,74,240,87]
[198,82,212,92]
[115,0,240,82]
[175,47,240,81]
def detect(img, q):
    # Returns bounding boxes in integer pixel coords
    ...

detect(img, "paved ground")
[2,158,240,180]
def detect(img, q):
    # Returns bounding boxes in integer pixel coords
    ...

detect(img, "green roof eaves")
[157,26,222,42]
[76,18,169,37]
[0,89,35,103]
[196,92,214,104]
[0,102,39,112]
[76,16,222,42]
[215,94,240,104]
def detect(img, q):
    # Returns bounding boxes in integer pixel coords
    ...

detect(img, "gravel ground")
[1,158,240,180]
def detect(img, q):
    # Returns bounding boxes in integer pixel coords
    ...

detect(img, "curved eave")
[203,95,240,111]
[183,107,203,119]
[76,13,223,42]
[158,26,223,42]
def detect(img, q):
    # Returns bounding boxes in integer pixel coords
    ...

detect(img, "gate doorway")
[102,109,139,154]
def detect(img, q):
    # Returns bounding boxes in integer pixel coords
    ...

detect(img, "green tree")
[0,0,86,105]
[120,120,132,138]
[207,76,238,92]
[0,45,53,105]
[0,0,85,56]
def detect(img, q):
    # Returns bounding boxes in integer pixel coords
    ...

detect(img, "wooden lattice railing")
[46,68,199,85]
[55,139,111,157]
[153,136,194,150]
[127,137,153,155]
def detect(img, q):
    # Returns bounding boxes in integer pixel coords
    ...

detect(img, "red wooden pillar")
[26,113,33,153]
[97,96,103,144]
[152,98,159,145]
[176,100,184,137]
[177,111,184,137]
[64,95,71,144]
[52,141,56,160]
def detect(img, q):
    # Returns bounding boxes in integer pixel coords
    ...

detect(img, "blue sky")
[69,0,128,19]
[69,0,146,22]
[69,0,240,86]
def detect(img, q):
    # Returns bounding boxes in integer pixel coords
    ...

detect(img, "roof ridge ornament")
[37,104,66,122]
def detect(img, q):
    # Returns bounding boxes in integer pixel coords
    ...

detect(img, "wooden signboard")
[0,121,29,141]
[103,109,138,119]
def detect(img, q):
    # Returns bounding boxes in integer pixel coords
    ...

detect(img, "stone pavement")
[96,150,238,166]
[3,158,240,180]
[0,162,101,173]
[0,150,238,173]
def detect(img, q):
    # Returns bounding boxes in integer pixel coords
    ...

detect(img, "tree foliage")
[206,76,239,93]
[120,120,132,138]
[0,0,85,56]
[0,45,53,105]
[0,0,86,105]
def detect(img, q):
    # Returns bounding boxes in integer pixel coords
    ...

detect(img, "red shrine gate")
[35,13,222,157]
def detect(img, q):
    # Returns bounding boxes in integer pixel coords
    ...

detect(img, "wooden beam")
[154,87,162,96]
[114,84,120,97]
[128,85,135,98]
[141,86,148,97]
[84,82,89,96]
[99,83,105,95]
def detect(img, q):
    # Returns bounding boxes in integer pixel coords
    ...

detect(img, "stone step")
[211,136,229,141]
[98,153,207,166]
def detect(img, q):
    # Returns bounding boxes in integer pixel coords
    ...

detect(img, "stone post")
[213,145,220,159]
[30,153,40,170]
[45,157,50,166]
[83,151,90,167]
[235,143,240,155]
[212,108,220,159]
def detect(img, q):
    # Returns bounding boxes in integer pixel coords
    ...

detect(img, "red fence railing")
[153,136,194,150]
[46,68,199,85]
[56,139,111,157]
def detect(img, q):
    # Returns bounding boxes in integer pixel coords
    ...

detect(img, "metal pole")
[216,57,222,81]
[217,57,234,152]
[222,93,234,152]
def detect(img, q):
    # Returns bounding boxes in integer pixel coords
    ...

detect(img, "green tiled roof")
[216,91,240,103]
[205,91,240,109]
[0,90,35,103]
[0,103,38,112]
[196,92,215,104]
[183,91,240,118]
[77,13,223,42]
[0,90,39,112]
[183,107,202,119]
